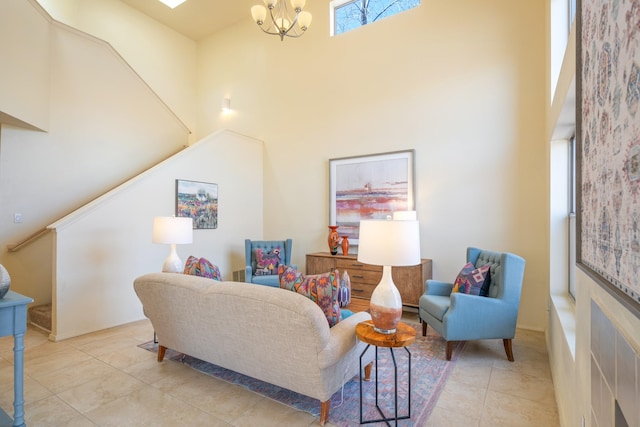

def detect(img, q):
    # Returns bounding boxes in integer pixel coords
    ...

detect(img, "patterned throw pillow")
[183,255,200,275]
[278,265,341,327]
[452,262,491,296]
[183,256,222,281]
[278,264,303,291]
[198,257,222,281]
[254,247,282,276]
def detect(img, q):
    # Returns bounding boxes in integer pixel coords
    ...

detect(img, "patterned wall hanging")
[577,0,640,317]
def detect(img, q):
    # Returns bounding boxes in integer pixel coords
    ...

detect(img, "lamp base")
[162,244,183,273]
[370,303,403,334]
[369,265,403,335]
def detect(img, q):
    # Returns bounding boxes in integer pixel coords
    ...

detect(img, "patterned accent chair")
[419,247,526,361]
[244,239,294,287]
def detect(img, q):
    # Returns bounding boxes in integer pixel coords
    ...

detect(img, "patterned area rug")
[139,323,463,426]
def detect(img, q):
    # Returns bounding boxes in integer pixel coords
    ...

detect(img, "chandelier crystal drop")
[251,0,312,41]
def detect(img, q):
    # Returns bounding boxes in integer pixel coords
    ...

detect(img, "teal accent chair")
[244,239,294,287]
[419,247,526,361]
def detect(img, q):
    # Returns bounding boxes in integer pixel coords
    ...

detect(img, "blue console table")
[0,291,33,427]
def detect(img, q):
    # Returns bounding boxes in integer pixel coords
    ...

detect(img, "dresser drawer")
[345,269,382,286]
[350,282,375,299]
[335,258,381,273]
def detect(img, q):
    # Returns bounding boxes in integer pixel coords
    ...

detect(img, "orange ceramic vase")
[328,226,339,255]
[341,236,350,256]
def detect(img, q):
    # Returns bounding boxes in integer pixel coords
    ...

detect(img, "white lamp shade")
[357,219,421,267]
[251,5,267,23]
[393,210,417,220]
[297,11,312,29]
[263,0,277,8]
[152,216,193,244]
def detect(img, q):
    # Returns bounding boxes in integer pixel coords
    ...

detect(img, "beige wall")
[0,0,50,130]
[49,130,263,340]
[197,0,549,330]
[37,0,197,138]
[0,1,189,305]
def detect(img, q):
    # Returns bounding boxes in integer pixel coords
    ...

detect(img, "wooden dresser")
[305,252,432,308]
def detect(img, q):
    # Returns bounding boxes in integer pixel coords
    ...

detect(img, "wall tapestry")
[329,150,415,246]
[175,179,218,229]
[577,0,640,316]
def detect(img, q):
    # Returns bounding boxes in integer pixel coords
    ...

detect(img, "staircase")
[29,304,52,332]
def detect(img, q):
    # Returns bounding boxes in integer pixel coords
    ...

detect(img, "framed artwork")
[576,0,640,317]
[329,150,415,246]
[175,179,218,229]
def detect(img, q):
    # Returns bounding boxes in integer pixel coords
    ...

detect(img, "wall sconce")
[222,97,231,112]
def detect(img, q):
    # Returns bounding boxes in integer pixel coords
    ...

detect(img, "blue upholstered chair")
[419,247,526,361]
[244,239,294,287]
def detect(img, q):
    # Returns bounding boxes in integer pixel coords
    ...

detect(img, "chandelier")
[251,0,312,41]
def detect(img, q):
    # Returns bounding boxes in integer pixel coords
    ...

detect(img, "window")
[569,0,576,30]
[568,136,577,300]
[330,0,420,36]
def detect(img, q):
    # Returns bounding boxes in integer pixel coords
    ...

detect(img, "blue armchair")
[419,247,526,361]
[244,239,294,287]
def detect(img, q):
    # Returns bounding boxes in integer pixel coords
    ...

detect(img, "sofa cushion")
[452,262,491,295]
[253,247,282,275]
[183,256,222,281]
[278,265,341,327]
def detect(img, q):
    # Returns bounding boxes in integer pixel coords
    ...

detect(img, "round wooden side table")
[356,320,416,426]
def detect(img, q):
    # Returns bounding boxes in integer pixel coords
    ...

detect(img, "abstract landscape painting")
[329,150,415,245]
[176,179,218,229]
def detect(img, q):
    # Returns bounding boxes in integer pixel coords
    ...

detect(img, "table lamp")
[152,216,193,273]
[357,217,420,334]
[392,210,417,220]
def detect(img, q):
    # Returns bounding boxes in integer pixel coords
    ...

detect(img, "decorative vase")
[341,236,350,256]
[0,264,11,299]
[328,226,339,255]
[369,266,403,334]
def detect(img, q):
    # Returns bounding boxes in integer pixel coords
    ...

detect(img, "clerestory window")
[330,0,420,36]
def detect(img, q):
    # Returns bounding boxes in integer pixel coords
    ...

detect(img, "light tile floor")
[0,312,559,426]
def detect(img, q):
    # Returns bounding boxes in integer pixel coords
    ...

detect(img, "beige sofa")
[133,272,373,425]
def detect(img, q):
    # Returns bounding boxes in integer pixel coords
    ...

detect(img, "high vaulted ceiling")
[120,0,256,40]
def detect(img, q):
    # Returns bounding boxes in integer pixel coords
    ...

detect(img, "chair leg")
[503,339,515,362]
[446,341,454,361]
[422,320,427,336]
[319,400,329,426]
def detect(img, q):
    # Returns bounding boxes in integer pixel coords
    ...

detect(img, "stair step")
[29,304,52,332]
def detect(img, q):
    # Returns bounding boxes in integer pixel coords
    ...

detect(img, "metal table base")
[359,344,411,426]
